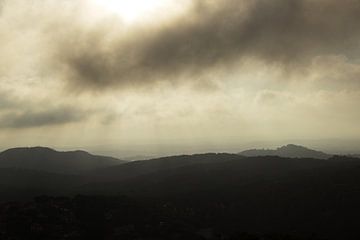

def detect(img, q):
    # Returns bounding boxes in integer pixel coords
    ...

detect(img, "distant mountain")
[122,155,156,161]
[0,147,126,174]
[239,144,331,159]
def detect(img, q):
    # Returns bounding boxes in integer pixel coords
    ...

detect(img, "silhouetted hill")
[84,155,335,195]
[0,147,126,174]
[92,153,244,181]
[1,152,360,238]
[81,155,360,239]
[239,144,331,159]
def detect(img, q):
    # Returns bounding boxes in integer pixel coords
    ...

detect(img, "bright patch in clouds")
[91,0,182,23]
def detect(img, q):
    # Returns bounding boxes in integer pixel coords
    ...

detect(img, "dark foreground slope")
[1,153,360,239]
[83,155,360,239]
[0,168,87,201]
[0,147,125,174]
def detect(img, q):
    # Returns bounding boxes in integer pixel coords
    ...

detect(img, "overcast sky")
[1,0,360,156]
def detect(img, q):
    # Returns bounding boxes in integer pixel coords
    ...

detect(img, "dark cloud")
[255,90,294,106]
[0,106,89,129]
[0,0,4,12]
[0,92,19,110]
[54,0,360,90]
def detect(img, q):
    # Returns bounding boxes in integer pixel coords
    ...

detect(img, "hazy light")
[91,0,179,23]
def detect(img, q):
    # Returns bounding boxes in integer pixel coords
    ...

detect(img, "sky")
[1,0,360,157]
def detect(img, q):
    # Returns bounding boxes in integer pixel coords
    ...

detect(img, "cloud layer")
[1,0,360,90]
[0,106,89,129]
[51,0,360,89]
[1,0,360,154]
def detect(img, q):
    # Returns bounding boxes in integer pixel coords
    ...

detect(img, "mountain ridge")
[0,146,126,174]
[239,144,331,159]
[1,150,360,239]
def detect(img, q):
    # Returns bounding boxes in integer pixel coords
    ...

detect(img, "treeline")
[0,195,327,240]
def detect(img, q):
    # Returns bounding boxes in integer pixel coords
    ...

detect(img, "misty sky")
[1,0,360,156]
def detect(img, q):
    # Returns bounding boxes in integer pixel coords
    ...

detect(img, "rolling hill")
[239,144,331,159]
[0,147,126,174]
[81,154,360,239]
[1,150,360,238]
